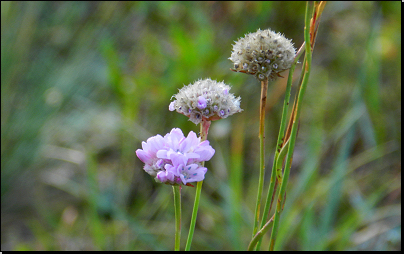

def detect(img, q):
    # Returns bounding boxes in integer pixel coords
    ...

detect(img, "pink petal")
[136,149,150,163]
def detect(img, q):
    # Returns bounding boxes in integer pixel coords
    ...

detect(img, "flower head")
[136,128,215,186]
[169,78,243,124]
[229,28,296,81]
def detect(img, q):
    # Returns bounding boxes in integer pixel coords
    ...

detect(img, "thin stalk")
[185,119,211,251]
[269,2,312,250]
[173,185,181,251]
[248,214,275,251]
[252,78,269,237]
[255,42,305,251]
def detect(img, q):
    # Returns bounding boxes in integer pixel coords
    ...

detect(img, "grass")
[1,1,401,251]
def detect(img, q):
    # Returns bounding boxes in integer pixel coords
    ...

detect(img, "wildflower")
[169,78,243,124]
[136,128,215,186]
[229,28,296,81]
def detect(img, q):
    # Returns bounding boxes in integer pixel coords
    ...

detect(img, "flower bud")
[229,28,296,80]
[169,78,243,124]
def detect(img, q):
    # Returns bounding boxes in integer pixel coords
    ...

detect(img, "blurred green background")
[1,1,401,251]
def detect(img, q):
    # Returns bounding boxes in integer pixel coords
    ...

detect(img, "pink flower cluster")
[136,128,215,186]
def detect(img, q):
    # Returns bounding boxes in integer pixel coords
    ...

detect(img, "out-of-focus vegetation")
[1,1,401,251]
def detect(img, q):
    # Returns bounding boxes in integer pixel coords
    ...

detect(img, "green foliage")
[1,1,401,251]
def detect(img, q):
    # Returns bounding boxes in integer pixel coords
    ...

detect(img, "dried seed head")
[169,78,243,124]
[229,28,296,80]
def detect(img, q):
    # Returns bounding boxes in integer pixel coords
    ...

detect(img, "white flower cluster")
[169,78,243,124]
[229,28,296,81]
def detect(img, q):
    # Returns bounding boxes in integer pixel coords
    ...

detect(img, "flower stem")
[252,78,269,237]
[255,41,305,251]
[269,2,313,250]
[173,185,181,251]
[185,119,211,251]
[248,214,275,251]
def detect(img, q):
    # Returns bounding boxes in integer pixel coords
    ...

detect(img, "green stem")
[248,214,275,251]
[269,2,312,251]
[173,185,181,251]
[252,78,269,237]
[255,38,305,252]
[185,119,211,251]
